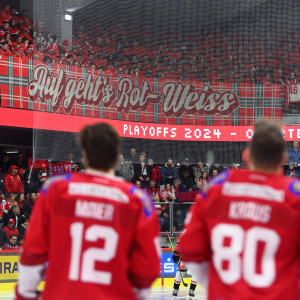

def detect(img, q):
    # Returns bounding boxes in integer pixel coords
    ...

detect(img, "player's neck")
[86,167,115,177]
[249,164,282,175]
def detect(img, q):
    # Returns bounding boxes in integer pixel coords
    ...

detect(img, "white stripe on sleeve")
[17,263,44,298]
[133,287,151,300]
[186,261,209,290]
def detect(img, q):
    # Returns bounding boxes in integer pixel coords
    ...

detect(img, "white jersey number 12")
[68,222,119,285]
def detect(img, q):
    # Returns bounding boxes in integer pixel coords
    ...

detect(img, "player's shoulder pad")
[202,169,230,198]
[41,173,72,195]
[130,186,155,217]
[288,179,300,196]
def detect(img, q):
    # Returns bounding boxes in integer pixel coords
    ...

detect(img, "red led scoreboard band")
[0,107,298,142]
[122,124,298,141]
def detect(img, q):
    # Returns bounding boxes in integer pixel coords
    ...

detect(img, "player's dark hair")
[249,120,286,169]
[78,123,120,171]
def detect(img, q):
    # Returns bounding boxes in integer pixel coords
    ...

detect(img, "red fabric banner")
[0,58,284,126]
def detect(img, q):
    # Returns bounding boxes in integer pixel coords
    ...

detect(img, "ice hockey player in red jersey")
[15,123,161,300]
[172,232,197,299]
[181,120,300,300]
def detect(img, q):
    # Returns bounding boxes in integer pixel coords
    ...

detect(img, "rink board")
[0,251,45,293]
[0,249,196,292]
[0,278,189,293]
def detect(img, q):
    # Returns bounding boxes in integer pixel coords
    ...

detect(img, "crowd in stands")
[0,4,299,84]
[70,25,299,84]
[0,151,44,250]
[0,192,36,250]
[0,4,33,58]
[116,148,235,230]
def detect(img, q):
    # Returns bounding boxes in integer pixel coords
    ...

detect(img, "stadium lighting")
[64,14,72,21]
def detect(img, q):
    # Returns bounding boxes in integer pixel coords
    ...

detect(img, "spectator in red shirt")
[2,193,16,215]
[19,28,32,42]
[22,17,32,31]
[25,40,34,58]
[0,41,12,56]
[10,7,20,23]
[12,35,22,53]
[46,36,58,54]
[9,18,19,37]
[2,33,13,50]
[61,39,69,52]
[0,4,12,23]
[3,234,20,250]
[4,165,22,194]
[148,159,161,186]
[0,204,3,223]
[19,10,32,27]
[262,72,274,84]
[3,218,19,239]
[0,21,9,40]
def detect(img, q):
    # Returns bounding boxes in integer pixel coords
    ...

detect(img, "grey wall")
[73,0,300,35]
[32,0,98,49]
[0,0,20,11]
[20,0,33,18]
[33,0,72,48]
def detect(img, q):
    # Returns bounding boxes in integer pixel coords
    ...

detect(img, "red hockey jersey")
[181,169,300,300]
[17,170,160,300]
[173,233,188,271]
[284,79,300,110]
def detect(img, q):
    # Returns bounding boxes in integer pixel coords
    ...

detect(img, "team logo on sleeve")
[210,169,229,185]
[204,170,230,196]
[130,186,154,217]
[289,180,300,196]
[41,174,72,194]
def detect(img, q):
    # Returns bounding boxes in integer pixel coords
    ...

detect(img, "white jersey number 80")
[212,224,280,288]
